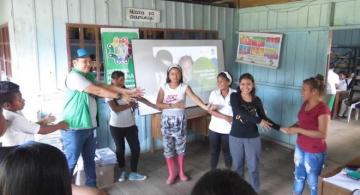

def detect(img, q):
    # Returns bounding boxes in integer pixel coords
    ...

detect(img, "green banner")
[101,28,139,87]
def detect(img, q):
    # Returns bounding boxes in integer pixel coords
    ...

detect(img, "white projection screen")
[132,40,224,115]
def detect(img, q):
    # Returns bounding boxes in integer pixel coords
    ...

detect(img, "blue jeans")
[61,129,97,187]
[293,144,325,195]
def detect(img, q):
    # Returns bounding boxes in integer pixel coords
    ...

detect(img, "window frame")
[0,23,12,80]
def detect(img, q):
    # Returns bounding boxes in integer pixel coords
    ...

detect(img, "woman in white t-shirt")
[106,71,148,182]
[156,65,209,185]
[207,72,235,170]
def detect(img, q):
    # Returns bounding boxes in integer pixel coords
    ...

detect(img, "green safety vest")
[62,68,96,129]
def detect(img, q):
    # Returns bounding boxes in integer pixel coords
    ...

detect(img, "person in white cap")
[156,65,209,185]
[207,71,236,170]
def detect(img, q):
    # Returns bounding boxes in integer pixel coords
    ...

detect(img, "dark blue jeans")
[61,129,97,187]
[208,130,231,170]
[293,144,325,195]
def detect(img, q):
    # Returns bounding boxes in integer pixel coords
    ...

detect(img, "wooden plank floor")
[103,118,360,195]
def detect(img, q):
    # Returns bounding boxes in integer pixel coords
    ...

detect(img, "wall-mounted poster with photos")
[236,32,283,69]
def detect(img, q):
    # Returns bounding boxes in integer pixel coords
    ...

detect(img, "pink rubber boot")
[177,154,189,181]
[165,157,177,184]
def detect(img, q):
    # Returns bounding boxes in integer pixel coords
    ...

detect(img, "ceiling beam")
[163,0,298,8]
[236,0,296,8]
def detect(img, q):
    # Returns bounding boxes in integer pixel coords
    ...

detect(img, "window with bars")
[66,23,218,81]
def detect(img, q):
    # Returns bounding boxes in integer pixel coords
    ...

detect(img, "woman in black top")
[229,73,279,193]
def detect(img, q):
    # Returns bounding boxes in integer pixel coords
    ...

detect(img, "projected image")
[153,46,218,92]
[132,40,224,115]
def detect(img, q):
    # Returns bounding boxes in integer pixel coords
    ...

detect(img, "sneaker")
[128,172,147,181]
[337,114,347,119]
[118,171,127,182]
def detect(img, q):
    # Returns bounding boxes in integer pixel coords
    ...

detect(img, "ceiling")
[163,0,236,8]
[163,0,297,8]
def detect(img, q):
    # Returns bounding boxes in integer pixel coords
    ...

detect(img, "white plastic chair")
[347,102,360,123]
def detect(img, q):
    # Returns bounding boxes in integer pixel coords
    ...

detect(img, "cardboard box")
[318,157,360,195]
[318,175,352,195]
[75,164,115,188]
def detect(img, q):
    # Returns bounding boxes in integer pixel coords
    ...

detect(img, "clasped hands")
[232,112,273,130]
[38,114,69,129]
[280,127,299,135]
[122,88,145,103]
[207,104,232,124]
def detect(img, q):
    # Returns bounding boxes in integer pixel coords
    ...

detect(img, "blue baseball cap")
[76,48,90,58]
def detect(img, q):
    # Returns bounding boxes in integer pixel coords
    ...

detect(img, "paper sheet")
[323,171,360,191]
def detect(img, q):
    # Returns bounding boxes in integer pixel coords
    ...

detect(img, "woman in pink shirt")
[283,74,330,195]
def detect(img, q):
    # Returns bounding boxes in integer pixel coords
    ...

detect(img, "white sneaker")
[118,171,127,182]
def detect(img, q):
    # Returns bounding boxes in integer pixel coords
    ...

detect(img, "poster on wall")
[132,40,224,115]
[236,32,283,69]
[101,28,139,86]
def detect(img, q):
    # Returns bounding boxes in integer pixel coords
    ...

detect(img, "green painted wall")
[0,0,237,152]
[2,0,360,149]
[233,0,360,145]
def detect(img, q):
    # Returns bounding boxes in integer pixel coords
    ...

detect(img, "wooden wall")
[234,0,333,145]
[236,0,293,8]
[0,0,236,152]
[3,0,236,90]
[233,0,360,145]
[3,0,360,149]
[333,0,360,27]
[333,29,360,46]
[0,1,12,25]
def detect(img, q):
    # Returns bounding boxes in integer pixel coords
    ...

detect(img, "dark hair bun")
[315,74,324,82]
[303,74,326,96]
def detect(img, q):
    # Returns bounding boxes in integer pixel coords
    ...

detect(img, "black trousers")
[208,130,232,170]
[109,125,140,172]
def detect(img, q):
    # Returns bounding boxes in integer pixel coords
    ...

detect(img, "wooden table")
[150,106,210,151]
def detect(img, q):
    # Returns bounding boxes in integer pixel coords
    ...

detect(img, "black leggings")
[208,130,231,170]
[110,125,140,172]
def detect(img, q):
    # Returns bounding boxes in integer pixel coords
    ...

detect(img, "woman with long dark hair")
[229,73,280,193]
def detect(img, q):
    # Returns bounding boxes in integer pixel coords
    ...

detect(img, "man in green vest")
[62,48,143,187]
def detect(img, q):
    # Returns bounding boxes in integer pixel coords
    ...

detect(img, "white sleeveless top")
[161,83,188,116]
